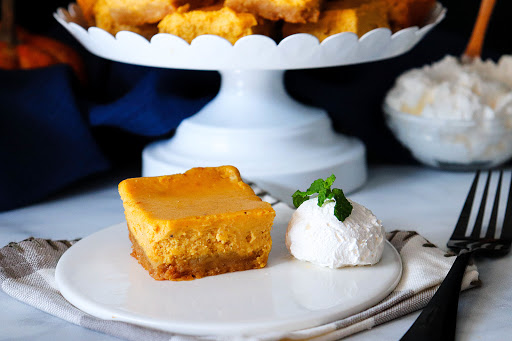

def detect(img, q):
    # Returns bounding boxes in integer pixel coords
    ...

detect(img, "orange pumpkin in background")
[0,0,86,83]
[0,28,87,83]
[0,40,16,69]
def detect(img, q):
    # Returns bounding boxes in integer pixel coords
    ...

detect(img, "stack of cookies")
[77,0,436,43]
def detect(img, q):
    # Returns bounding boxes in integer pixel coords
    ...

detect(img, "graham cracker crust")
[128,230,269,281]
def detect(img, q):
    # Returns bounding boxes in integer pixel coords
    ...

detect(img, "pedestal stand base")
[142,70,367,205]
[143,137,366,206]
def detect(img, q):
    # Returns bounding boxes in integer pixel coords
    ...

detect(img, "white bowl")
[383,104,512,170]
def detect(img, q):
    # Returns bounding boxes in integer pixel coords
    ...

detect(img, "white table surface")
[1,165,511,340]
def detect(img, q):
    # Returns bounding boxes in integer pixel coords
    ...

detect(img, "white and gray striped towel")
[0,195,479,341]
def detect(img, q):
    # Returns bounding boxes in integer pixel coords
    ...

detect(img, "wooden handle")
[464,0,497,59]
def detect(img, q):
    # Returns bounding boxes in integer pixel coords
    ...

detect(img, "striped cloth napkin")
[0,194,480,341]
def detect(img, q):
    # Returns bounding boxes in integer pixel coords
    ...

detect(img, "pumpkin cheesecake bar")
[158,4,273,44]
[103,0,219,26]
[118,166,276,281]
[94,0,159,39]
[283,0,389,41]
[225,0,323,24]
[384,0,436,30]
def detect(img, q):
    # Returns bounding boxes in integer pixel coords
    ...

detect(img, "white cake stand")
[55,4,445,204]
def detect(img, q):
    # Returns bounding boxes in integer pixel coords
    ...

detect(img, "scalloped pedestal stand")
[143,69,366,202]
[55,3,445,204]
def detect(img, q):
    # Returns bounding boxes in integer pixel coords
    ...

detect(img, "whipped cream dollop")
[385,55,512,120]
[285,198,385,268]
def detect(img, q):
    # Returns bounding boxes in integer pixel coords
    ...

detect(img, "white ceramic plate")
[54,3,445,70]
[56,207,402,337]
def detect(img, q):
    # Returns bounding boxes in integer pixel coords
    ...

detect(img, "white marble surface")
[1,166,511,340]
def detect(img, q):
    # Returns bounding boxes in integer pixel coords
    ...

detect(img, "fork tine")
[500,171,512,241]
[471,171,491,239]
[451,171,480,240]
[486,170,503,239]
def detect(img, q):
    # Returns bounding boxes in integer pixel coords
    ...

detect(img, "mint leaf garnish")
[292,190,309,208]
[292,174,353,222]
[317,191,328,206]
[307,179,326,194]
[325,174,336,188]
[331,188,352,222]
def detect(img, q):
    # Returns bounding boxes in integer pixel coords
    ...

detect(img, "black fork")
[400,170,512,341]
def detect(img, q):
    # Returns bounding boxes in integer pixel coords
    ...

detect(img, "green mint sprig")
[292,174,353,222]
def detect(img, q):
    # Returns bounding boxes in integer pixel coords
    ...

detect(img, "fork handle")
[400,252,472,341]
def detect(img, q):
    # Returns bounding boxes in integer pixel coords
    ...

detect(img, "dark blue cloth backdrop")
[0,0,508,211]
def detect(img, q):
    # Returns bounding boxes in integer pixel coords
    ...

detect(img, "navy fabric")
[0,66,109,211]
[87,67,216,136]
[0,62,218,212]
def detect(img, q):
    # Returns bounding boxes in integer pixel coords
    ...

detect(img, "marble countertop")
[1,166,511,341]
